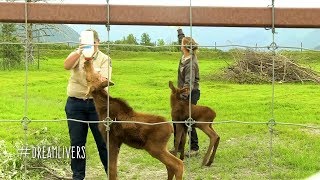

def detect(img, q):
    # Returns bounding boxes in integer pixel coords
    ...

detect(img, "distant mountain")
[35,24,80,43]
[67,24,320,50]
[4,24,80,44]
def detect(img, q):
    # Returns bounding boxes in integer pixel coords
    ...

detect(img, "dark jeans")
[173,89,200,151]
[65,97,108,180]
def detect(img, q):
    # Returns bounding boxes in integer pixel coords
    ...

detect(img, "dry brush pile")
[218,49,320,84]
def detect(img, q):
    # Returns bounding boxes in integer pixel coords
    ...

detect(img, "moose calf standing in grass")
[83,60,184,180]
[169,81,220,166]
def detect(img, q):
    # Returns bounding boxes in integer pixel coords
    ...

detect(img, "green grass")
[0,50,319,179]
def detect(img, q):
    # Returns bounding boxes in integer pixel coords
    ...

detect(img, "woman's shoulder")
[97,50,111,60]
[97,50,109,57]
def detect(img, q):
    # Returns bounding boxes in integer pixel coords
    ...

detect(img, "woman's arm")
[177,28,185,44]
[64,48,82,70]
[183,63,196,90]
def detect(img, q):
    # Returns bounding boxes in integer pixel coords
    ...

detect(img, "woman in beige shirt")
[64,29,111,180]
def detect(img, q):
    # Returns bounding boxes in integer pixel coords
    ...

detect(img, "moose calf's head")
[83,60,114,95]
[168,81,189,101]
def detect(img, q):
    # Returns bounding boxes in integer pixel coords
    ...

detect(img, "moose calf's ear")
[168,81,176,92]
[107,80,115,86]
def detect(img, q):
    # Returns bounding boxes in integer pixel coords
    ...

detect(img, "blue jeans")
[173,89,200,151]
[65,97,108,180]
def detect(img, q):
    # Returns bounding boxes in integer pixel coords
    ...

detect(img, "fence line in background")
[1,41,320,52]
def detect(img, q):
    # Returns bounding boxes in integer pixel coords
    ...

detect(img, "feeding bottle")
[80,31,95,60]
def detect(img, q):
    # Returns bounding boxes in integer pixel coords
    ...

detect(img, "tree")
[115,34,138,44]
[157,39,165,46]
[140,33,152,46]
[0,23,23,70]
[126,34,138,44]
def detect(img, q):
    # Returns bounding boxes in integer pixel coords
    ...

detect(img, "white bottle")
[80,30,94,59]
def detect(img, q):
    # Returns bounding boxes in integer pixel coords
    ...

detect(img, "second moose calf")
[169,81,220,166]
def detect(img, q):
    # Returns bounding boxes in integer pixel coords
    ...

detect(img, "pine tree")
[0,23,23,70]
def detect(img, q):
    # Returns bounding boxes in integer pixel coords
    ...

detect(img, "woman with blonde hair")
[173,28,200,156]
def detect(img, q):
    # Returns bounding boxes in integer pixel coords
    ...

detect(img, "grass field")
[0,50,319,179]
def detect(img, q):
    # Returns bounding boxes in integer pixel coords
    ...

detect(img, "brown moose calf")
[83,60,184,180]
[169,81,220,166]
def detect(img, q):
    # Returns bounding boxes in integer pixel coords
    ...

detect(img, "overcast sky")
[63,0,320,7]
